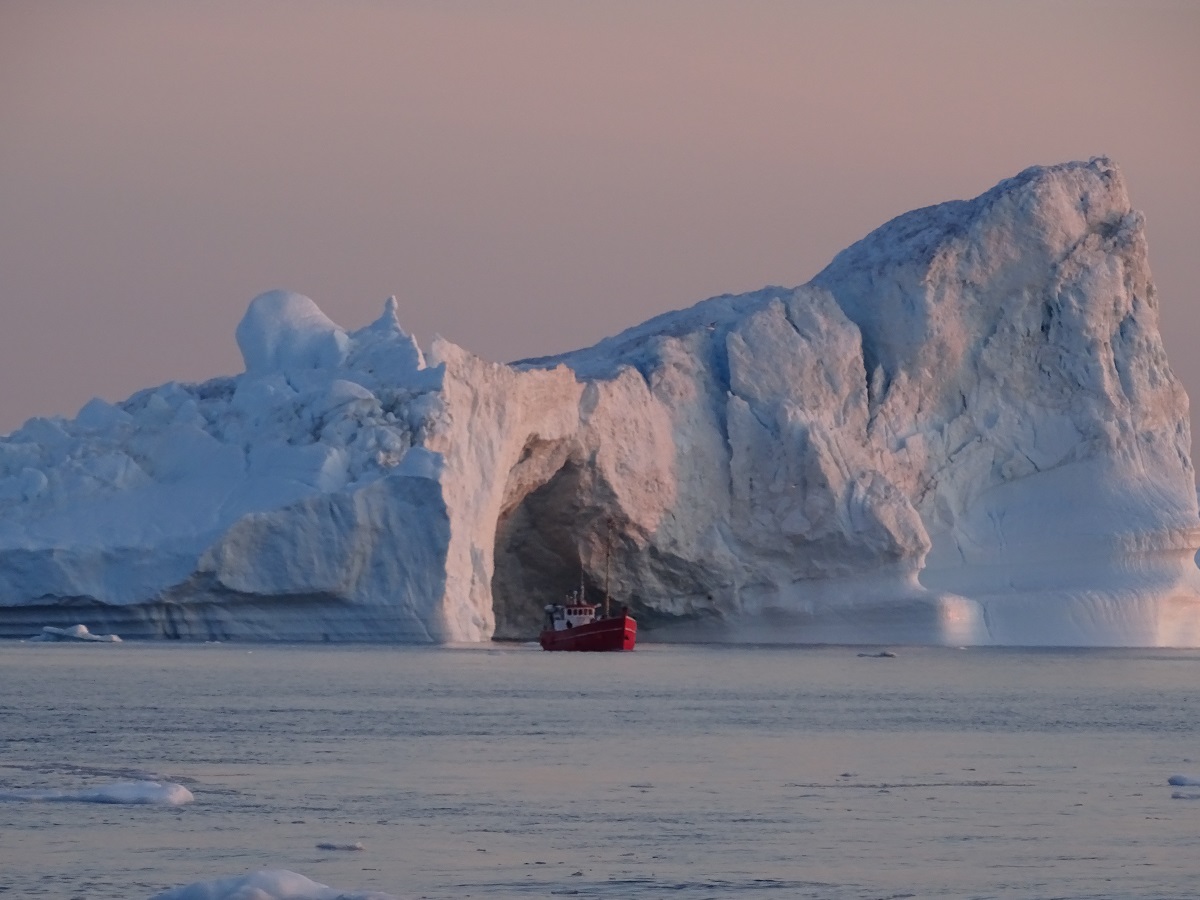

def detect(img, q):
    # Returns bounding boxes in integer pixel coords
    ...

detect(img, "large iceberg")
[2,158,1198,646]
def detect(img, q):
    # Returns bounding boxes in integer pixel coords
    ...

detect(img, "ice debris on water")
[29,624,121,642]
[0,780,193,805]
[148,869,397,900]
[1165,774,1200,800]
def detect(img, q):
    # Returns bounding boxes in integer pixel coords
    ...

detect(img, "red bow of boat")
[539,599,636,651]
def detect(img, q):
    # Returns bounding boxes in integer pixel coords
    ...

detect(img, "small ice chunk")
[0,780,193,805]
[394,446,443,480]
[76,397,134,430]
[1168,774,1200,786]
[148,869,397,899]
[30,624,121,643]
[79,781,193,805]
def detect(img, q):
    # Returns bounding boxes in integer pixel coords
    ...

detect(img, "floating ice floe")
[1166,775,1200,799]
[29,624,121,642]
[0,780,193,805]
[149,869,397,900]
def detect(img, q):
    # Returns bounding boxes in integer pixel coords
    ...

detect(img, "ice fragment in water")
[148,869,397,899]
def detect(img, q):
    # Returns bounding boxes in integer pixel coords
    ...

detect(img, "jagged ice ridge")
[2,158,1198,645]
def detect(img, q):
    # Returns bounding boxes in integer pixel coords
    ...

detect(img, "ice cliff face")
[2,158,1198,645]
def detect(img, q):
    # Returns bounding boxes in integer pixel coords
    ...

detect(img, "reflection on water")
[1,643,1197,898]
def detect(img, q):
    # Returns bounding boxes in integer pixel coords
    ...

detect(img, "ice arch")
[491,456,593,639]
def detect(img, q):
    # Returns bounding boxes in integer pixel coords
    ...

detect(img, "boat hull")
[539,614,637,651]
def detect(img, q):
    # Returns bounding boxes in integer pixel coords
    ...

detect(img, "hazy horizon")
[2,1,1197,438]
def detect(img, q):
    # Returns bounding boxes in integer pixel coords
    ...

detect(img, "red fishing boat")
[539,594,637,651]
[541,521,636,651]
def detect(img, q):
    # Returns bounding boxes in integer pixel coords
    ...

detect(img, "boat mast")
[604,518,612,619]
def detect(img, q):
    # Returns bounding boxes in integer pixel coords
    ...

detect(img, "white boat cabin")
[543,593,598,631]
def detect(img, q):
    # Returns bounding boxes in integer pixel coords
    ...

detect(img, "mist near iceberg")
[1,158,1198,646]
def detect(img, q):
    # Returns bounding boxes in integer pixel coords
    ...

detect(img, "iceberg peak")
[374,296,403,334]
[348,296,426,377]
[236,290,350,374]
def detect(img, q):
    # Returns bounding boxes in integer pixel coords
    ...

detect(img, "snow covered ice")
[1,158,1198,645]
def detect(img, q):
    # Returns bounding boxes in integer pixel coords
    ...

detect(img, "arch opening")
[491,459,606,640]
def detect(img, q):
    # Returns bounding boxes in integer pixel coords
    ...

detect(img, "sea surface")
[1,642,1197,899]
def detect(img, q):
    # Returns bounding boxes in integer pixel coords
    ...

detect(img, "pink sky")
[1,1,1197,438]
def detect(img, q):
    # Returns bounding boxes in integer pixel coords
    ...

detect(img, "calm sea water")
[0,642,1197,899]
